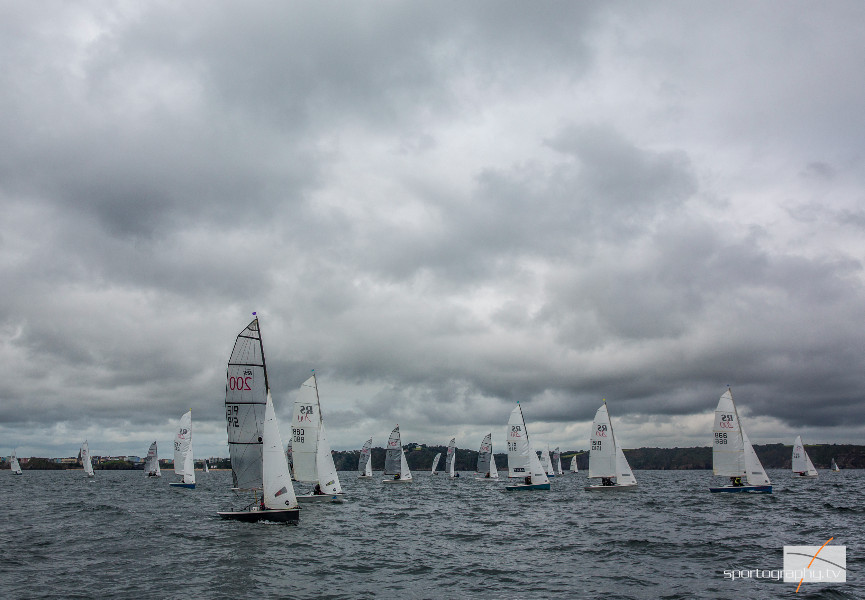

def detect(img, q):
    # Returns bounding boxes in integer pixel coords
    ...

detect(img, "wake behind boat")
[218,314,299,523]
[505,403,550,491]
[585,400,637,491]
[291,373,344,502]
[710,389,772,494]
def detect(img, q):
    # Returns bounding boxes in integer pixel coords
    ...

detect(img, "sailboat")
[569,455,579,473]
[431,452,441,475]
[445,438,459,478]
[831,458,841,472]
[792,435,818,478]
[540,444,555,477]
[81,440,94,478]
[144,441,161,477]
[286,439,295,480]
[505,403,550,491]
[552,447,563,476]
[218,314,299,523]
[709,388,772,493]
[357,437,373,479]
[585,400,637,491]
[382,425,413,483]
[204,461,209,473]
[475,433,499,479]
[10,450,22,475]
[170,410,196,489]
[291,373,344,502]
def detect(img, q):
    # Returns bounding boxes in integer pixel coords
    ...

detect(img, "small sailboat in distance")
[81,440,95,478]
[431,452,441,475]
[585,400,637,491]
[445,438,459,478]
[710,388,772,493]
[358,437,373,479]
[831,458,840,472]
[204,460,209,473]
[505,403,550,491]
[476,433,499,479]
[170,410,196,489]
[218,314,299,523]
[144,441,161,477]
[291,373,344,502]
[382,425,413,483]
[552,447,563,476]
[540,444,555,478]
[792,435,818,478]
[10,450,22,475]
[570,454,579,473]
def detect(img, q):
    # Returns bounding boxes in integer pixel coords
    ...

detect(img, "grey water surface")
[1,469,861,599]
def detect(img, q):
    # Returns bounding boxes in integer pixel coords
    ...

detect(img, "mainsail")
[225,317,268,490]
[384,425,412,480]
[588,404,617,479]
[792,435,818,477]
[540,444,554,476]
[506,403,549,485]
[10,450,22,475]
[431,452,441,474]
[712,389,747,478]
[358,437,373,477]
[291,374,342,494]
[81,440,94,477]
[570,455,579,473]
[552,447,562,476]
[445,438,456,478]
[144,441,160,476]
[174,410,195,485]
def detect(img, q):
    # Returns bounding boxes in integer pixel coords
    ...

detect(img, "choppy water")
[1,469,862,599]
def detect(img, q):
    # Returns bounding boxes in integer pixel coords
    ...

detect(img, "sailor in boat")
[394,473,401,480]
[524,476,532,485]
[601,477,613,486]
[730,476,743,487]
[485,472,491,478]
[313,483,325,495]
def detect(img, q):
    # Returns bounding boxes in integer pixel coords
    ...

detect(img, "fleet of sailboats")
[792,435,818,478]
[144,441,161,477]
[170,410,195,489]
[710,389,772,493]
[382,425,413,483]
[476,433,498,479]
[358,437,373,479]
[218,315,299,523]
[505,403,550,491]
[585,400,637,491]
[291,373,344,502]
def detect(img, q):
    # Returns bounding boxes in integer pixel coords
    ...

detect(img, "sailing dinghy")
[552,447,563,476]
[540,444,555,478]
[291,373,344,502]
[569,454,579,473]
[505,403,550,491]
[204,461,209,473]
[218,315,299,523]
[81,440,95,478]
[445,438,459,478]
[431,452,441,475]
[144,441,161,477]
[10,450,22,475]
[710,389,772,493]
[382,425,413,483]
[170,410,196,489]
[475,433,499,479]
[792,435,818,478]
[585,400,637,491]
[357,437,373,479]
[831,458,840,472]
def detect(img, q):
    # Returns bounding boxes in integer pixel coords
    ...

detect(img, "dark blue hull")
[169,482,196,489]
[505,483,551,491]
[709,485,772,494]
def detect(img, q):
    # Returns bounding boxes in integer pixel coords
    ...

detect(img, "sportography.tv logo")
[784,539,846,592]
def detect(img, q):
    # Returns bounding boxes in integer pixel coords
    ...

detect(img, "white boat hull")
[794,473,818,479]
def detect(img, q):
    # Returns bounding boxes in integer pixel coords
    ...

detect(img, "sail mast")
[255,312,269,393]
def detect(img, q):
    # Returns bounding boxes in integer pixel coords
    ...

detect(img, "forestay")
[225,317,268,491]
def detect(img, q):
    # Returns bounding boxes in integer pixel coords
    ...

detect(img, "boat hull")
[504,483,550,491]
[793,474,818,479]
[382,478,413,483]
[357,475,372,479]
[709,485,772,494]
[218,509,300,523]
[169,482,196,489]
[296,493,345,503]
[584,484,637,492]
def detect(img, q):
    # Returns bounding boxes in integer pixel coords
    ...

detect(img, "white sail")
[358,438,373,477]
[144,441,160,476]
[506,403,549,484]
[10,450,22,475]
[445,438,456,478]
[204,461,209,473]
[489,450,499,478]
[291,374,342,494]
[615,446,637,486]
[81,440,94,477]
[476,433,498,478]
[588,404,616,479]
[792,435,818,477]
[570,455,579,473]
[552,447,562,475]
[831,458,840,471]
[431,452,441,474]
[742,430,771,486]
[316,422,342,494]
[225,317,268,491]
[174,410,195,485]
[384,425,412,480]
[262,391,298,509]
[540,445,554,476]
[712,389,746,478]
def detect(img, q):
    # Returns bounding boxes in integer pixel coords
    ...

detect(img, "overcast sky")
[2,1,864,460]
